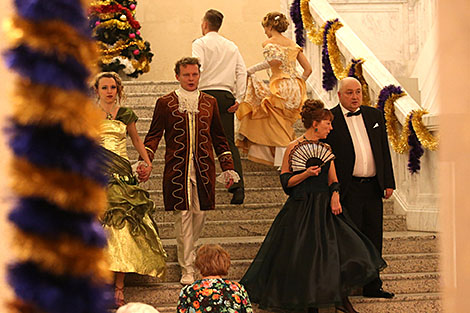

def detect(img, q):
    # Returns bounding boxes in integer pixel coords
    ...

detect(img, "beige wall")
[0,1,14,310]
[134,0,279,81]
[438,0,470,311]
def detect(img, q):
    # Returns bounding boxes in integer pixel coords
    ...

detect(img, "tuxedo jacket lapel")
[332,105,355,159]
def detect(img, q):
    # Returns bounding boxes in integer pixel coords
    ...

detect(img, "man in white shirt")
[192,9,247,204]
[325,77,396,299]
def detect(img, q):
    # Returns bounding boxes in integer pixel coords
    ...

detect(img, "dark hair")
[195,244,231,277]
[204,9,224,31]
[92,71,124,103]
[261,12,289,33]
[174,57,201,75]
[300,99,333,129]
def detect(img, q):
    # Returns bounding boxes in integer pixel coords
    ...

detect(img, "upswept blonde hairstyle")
[262,12,289,33]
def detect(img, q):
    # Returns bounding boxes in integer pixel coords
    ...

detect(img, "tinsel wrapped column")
[3,0,113,312]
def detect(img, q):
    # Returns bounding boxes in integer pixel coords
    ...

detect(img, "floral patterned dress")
[177,278,253,313]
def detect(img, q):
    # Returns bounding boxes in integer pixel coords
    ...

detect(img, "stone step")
[122,272,439,308]
[152,202,396,223]
[127,149,280,174]
[137,157,292,173]
[152,203,283,221]
[124,252,438,284]
[157,233,437,264]
[149,187,288,206]
[140,171,281,190]
[155,214,407,240]
[152,293,441,313]
[123,81,179,94]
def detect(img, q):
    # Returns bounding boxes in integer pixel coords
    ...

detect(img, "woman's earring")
[315,128,318,132]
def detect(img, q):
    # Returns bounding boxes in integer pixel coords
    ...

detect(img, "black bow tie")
[346,110,361,117]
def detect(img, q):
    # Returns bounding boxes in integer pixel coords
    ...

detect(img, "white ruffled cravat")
[175,87,200,113]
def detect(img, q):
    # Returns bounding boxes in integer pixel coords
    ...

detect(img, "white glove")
[247,60,270,75]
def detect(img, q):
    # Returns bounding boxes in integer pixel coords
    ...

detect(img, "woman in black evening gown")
[240,100,386,313]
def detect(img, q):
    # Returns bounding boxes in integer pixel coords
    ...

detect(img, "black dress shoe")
[230,188,244,204]
[363,288,395,298]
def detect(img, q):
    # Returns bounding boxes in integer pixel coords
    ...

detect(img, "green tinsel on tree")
[89,0,153,78]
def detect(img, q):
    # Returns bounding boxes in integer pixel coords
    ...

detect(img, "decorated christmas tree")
[89,0,153,78]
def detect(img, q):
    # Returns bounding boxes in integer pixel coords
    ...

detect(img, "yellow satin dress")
[100,107,166,278]
[236,43,307,166]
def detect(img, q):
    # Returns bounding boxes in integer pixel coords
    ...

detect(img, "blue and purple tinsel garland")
[408,113,424,174]
[8,262,113,313]
[4,0,113,311]
[376,84,404,113]
[348,58,363,79]
[290,0,305,47]
[9,197,107,247]
[7,122,108,185]
[322,19,337,91]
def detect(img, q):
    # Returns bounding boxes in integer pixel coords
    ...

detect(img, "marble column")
[438,0,470,311]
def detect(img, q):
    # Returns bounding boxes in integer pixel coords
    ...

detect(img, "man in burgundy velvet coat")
[138,57,237,285]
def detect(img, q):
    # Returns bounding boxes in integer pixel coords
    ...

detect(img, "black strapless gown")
[240,162,386,311]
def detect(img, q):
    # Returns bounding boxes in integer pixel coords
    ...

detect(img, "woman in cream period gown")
[236,12,312,167]
[93,72,166,307]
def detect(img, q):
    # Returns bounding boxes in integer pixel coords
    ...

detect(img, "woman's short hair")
[92,71,124,103]
[300,99,334,129]
[174,57,201,75]
[262,12,289,33]
[195,244,231,277]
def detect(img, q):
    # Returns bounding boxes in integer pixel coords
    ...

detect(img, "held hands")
[137,163,152,182]
[225,178,234,189]
[227,101,240,113]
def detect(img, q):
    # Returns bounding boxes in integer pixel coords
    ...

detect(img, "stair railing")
[286,0,439,231]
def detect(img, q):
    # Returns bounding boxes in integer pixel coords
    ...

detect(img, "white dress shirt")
[340,104,376,177]
[192,32,247,103]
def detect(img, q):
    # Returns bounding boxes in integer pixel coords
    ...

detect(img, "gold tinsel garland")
[132,57,150,73]
[326,20,348,80]
[383,92,410,154]
[411,110,439,151]
[4,16,98,74]
[11,158,107,214]
[98,39,147,56]
[13,230,112,282]
[93,19,132,33]
[12,80,102,139]
[299,1,439,154]
[300,0,323,45]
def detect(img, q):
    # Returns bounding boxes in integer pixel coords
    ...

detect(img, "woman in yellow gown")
[92,72,166,307]
[236,12,312,167]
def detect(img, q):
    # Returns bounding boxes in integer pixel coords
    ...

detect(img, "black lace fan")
[289,141,335,172]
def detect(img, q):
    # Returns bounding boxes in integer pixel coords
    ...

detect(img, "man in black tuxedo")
[325,77,396,298]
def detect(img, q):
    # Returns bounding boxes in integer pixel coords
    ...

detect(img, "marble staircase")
[120,81,441,313]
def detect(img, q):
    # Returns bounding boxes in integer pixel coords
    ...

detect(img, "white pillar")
[438,0,470,311]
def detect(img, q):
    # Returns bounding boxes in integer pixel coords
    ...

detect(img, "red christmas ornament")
[129,33,136,39]
[136,30,141,35]
[95,21,101,26]
[133,49,140,55]
[130,4,136,10]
